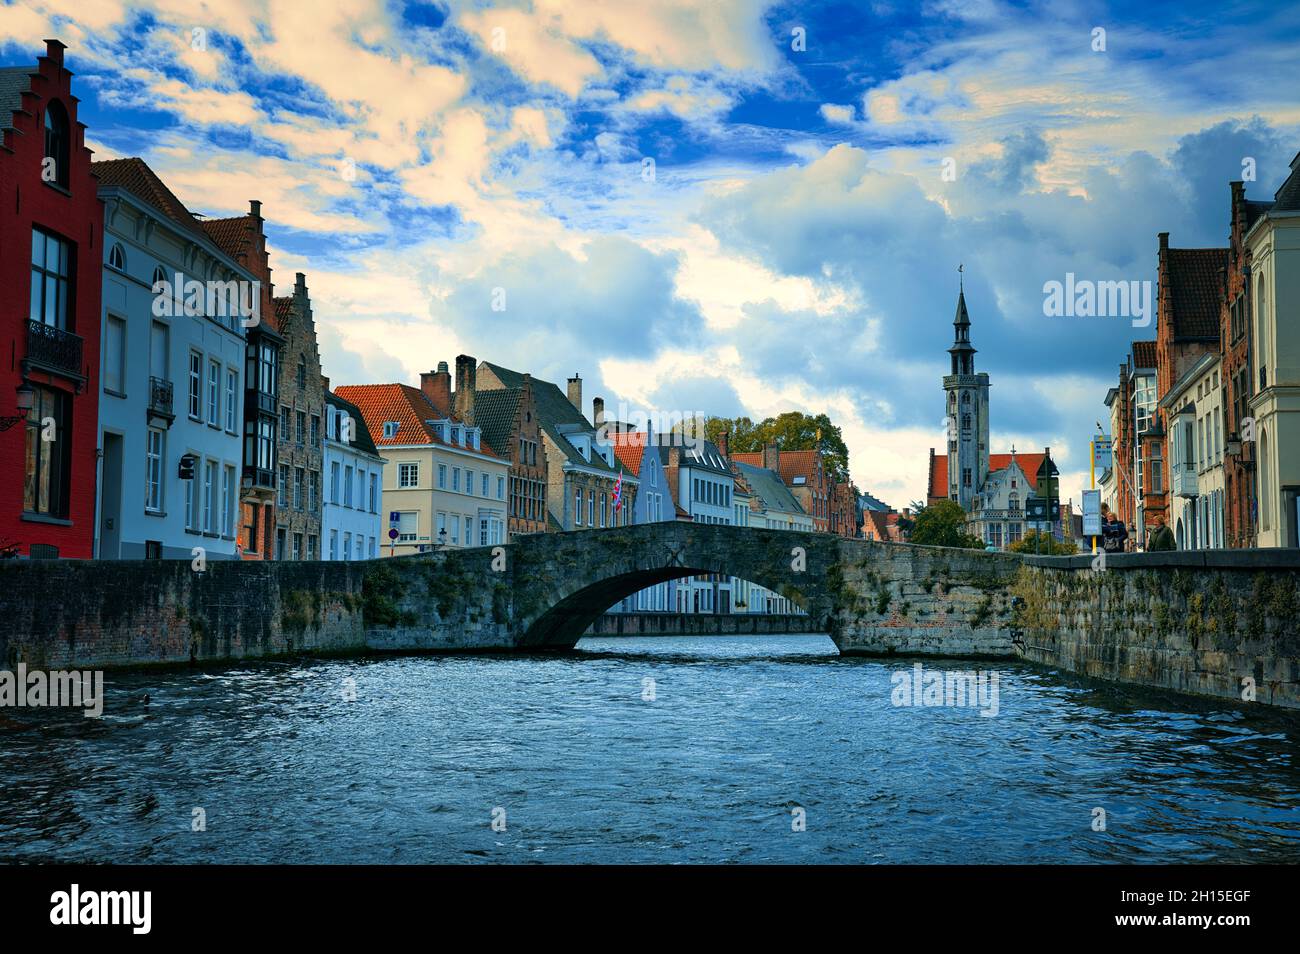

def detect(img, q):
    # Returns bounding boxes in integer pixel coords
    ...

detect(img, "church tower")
[944,274,991,509]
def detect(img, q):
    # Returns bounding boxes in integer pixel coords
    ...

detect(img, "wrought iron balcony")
[148,376,175,423]
[25,320,84,383]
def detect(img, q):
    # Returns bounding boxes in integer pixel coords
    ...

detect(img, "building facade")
[322,390,384,560]
[609,424,674,612]
[1162,353,1226,549]
[428,357,547,540]
[200,201,282,561]
[1245,153,1300,548]
[92,157,250,560]
[0,40,103,558]
[665,440,735,613]
[477,365,636,534]
[337,383,507,555]
[273,274,324,560]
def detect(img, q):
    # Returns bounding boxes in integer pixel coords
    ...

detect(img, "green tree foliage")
[1008,529,1078,555]
[907,500,985,549]
[690,412,851,482]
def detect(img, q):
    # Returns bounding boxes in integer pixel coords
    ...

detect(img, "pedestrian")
[1100,504,1128,554]
[1147,515,1175,551]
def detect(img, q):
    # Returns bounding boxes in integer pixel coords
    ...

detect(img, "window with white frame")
[466,470,474,496]
[437,464,447,489]
[399,462,419,488]
[225,368,237,432]
[207,360,220,426]
[104,315,126,395]
[145,428,164,512]
[189,352,202,418]
[222,465,234,536]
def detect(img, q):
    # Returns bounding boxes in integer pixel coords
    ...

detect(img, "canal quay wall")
[585,612,821,637]
[1,523,1296,710]
[1015,551,1300,709]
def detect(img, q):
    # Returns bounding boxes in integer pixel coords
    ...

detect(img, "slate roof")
[734,461,807,516]
[334,383,502,460]
[472,387,522,458]
[1166,247,1228,339]
[325,391,379,456]
[1131,340,1158,370]
[91,157,211,242]
[478,362,631,477]
[679,439,731,476]
[926,452,1047,502]
[0,66,34,133]
[1273,152,1300,212]
[859,490,891,511]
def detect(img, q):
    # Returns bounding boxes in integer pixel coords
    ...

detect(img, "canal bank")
[1,541,1297,709]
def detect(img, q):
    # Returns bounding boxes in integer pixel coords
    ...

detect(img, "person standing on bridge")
[1100,504,1127,554]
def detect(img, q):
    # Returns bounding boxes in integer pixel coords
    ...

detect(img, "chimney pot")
[250,199,262,218]
[567,373,582,411]
[420,364,452,413]
[454,355,477,427]
[593,397,605,428]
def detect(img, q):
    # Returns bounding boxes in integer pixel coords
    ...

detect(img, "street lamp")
[0,383,35,432]
[438,527,448,549]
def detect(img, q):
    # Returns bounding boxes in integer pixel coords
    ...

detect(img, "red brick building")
[1220,182,1271,547]
[0,40,103,558]
[732,445,835,532]
[200,202,284,559]
[1152,234,1227,538]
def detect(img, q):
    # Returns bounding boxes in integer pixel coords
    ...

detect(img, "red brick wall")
[0,41,103,558]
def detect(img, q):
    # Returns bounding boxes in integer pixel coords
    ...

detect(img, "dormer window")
[382,421,399,439]
[43,100,70,188]
[450,426,461,445]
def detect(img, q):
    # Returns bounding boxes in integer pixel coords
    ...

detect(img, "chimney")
[763,441,779,472]
[718,430,730,457]
[592,397,605,428]
[567,373,582,411]
[454,354,477,426]
[43,39,66,67]
[1158,231,1169,252]
[250,199,262,219]
[420,361,452,412]
[295,272,307,294]
[321,375,330,392]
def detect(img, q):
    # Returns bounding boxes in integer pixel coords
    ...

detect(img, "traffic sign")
[1082,489,1101,537]
[389,511,400,525]
[388,527,399,540]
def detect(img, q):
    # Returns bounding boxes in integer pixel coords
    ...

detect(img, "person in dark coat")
[1146,515,1176,551]
[1100,504,1128,553]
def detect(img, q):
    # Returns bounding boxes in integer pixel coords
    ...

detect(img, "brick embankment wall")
[584,613,820,637]
[1014,551,1300,709]
[0,559,366,670]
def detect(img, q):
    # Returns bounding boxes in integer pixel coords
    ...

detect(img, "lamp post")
[0,383,35,432]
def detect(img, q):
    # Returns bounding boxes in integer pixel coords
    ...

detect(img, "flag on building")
[613,473,623,513]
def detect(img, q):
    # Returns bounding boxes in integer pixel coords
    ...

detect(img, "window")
[497,475,504,500]
[185,473,196,531]
[330,462,341,503]
[310,414,320,445]
[600,492,607,528]
[452,467,460,492]
[308,470,318,512]
[575,489,583,526]
[399,463,419,488]
[43,100,70,188]
[383,421,399,439]
[296,356,306,390]
[451,426,461,445]
[466,470,474,496]
[145,428,164,513]
[435,511,447,542]
[108,243,125,271]
[344,465,354,507]
[296,410,306,446]
[30,229,72,330]
[962,467,972,487]
[294,467,304,510]
[24,386,69,517]
[202,460,215,532]
[397,512,418,543]
[104,315,126,394]
[437,464,447,489]
[450,514,459,545]
[278,464,288,507]
[588,490,595,527]
[369,474,378,512]
[225,369,237,432]
[307,535,317,560]
[293,533,303,561]
[183,354,201,420]
[280,405,291,442]
[222,465,234,536]
[329,530,338,559]
[207,360,220,426]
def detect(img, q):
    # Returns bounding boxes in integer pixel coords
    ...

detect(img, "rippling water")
[2,635,1297,864]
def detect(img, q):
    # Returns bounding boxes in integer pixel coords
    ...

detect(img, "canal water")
[2,635,1297,864]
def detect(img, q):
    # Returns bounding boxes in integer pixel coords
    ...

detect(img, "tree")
[692,412,851,482]
[908,500,985,549]
[1008,530,1078,555]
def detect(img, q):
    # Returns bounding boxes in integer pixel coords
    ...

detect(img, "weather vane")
[958,263,964,291]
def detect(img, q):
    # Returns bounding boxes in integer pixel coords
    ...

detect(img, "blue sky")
[4,0,1299,506]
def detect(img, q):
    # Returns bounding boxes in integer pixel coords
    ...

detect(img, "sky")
[4,0,1299,508]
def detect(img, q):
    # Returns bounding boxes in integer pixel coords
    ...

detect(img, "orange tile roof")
[92,157,209,242]
[927,452,1046,501]
[731,448,820,485]
[609,430,648,476]
[334,383,502,460]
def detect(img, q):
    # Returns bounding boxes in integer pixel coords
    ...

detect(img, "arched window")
[1256,273,1269,388]
[152,265,166,291]
[43,100,70,188]
[961,392,970,405]
[109,243,126,271]
[296,356,307,390]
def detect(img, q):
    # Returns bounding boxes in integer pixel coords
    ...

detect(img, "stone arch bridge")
[365,522,1022,655]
